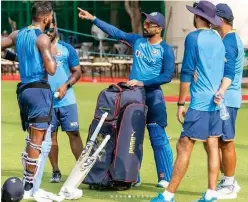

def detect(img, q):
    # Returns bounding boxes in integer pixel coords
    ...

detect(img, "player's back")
[223,32,244,108]
[188,29,225,111]
[16,26,46,83]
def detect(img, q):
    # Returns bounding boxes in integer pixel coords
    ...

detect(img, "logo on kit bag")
[129,130,136,154]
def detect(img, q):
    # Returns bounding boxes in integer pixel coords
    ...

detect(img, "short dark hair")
[223,18,233,26]
[197,15,210,26]
[31,1,53,20]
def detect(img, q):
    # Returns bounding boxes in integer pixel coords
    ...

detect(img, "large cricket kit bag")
[83,82,148,190]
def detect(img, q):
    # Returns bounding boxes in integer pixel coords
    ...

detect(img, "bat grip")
[90,112,108,142]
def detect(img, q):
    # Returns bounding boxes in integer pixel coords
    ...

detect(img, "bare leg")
[167,137,195,193]
[66,131,83,160]
[219,140,236,177]
[48,131,60,171]
[206,137,220,190]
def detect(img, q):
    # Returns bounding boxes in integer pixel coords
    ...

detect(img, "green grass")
[1,81,248,202]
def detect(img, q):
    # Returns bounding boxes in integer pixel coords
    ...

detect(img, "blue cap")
[1,177,24,202]
[186,1,222,26]
[142,12,165,29]
[216,3,234,23]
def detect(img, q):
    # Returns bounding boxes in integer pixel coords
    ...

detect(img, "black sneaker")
[50,170,62,183]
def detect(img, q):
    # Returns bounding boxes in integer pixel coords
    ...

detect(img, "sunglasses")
[44,28,55,34]
[144,21,160,29]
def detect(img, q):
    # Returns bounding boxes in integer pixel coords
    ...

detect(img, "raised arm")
[1,30,19,50]
[36,34,57,76]
[78,8,141,46]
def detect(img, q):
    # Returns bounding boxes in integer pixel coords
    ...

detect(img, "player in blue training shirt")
[1,1,61,201]
[151,1,228,202]
[212,4,244,200]
[78,8,175,188]
[45,19,83,183]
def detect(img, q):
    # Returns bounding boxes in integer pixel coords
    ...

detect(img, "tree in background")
[124,0,142,34]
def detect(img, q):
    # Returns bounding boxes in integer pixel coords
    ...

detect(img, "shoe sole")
[217,192,237,200]
[234,185,241,193]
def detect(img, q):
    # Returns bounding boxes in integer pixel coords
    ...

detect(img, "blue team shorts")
[17,82,53,130]
[146,88,167,127]
[220,107,238,141]
[51,104,79,133]
[180,108,222,141]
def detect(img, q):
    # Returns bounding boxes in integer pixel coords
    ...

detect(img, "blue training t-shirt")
[93,18,175,88]
[48,40,79,108]
[180,29,226,111]
[16,26,46,83]
[222,31,244,109]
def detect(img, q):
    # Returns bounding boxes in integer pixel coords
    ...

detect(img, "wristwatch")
[177,102,185,107]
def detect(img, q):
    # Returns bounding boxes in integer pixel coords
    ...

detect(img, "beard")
[50,34,56,42]
[45,20,52,30]
[143,29,156,38]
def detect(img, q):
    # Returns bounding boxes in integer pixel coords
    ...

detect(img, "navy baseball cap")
[216,3,234,23]
[142,12,165,29]
[1,177,24,202]
[186,1,222,26]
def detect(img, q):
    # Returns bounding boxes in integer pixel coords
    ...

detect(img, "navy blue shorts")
[220,107,238,141]
[180,108,222,141]
[146,88,167,127]
[17,83,53,130]
[51,104,79,133]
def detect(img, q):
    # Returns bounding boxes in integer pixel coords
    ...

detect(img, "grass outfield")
[1,81,248,202]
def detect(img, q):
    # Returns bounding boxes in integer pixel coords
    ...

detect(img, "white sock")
[220,173,225,181]
[205,189,217,200]
[223,176,234,186]
[163,190,174,200]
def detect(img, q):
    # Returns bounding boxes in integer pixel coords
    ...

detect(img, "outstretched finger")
[77,7,86,13]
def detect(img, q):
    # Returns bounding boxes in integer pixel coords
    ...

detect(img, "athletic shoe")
[132,173,141,187]
[23,189,33,200]
[157,180,169,188]
[50,170,62,183]
[196,193,217,202]
[216,180,240,199]
[59,187,83,200]
[33,188,65,202]
[150,193,175,202]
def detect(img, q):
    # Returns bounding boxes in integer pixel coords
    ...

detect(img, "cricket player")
[1,1,59,201]
[78,8,175,188]
[151,1,227,202]
[45,18,83,183]
[213,4,244,199]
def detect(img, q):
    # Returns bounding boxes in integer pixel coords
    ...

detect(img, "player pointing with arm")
[1,1,62,201]
[78,8,175,188]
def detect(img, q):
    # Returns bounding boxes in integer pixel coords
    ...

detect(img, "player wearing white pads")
[1,2,63,201]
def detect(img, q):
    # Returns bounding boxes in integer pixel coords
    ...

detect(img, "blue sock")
[147,124,173,182]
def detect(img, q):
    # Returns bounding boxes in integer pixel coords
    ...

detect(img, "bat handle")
[90,112,108,142]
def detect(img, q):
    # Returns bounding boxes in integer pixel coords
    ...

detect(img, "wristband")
[4,50,17,61]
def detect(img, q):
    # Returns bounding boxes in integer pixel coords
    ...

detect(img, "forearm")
[178,82,190,103]
[65,69,81,87]
[93,17,138,44]
[143,73,173,88]
[218,77,232,94]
